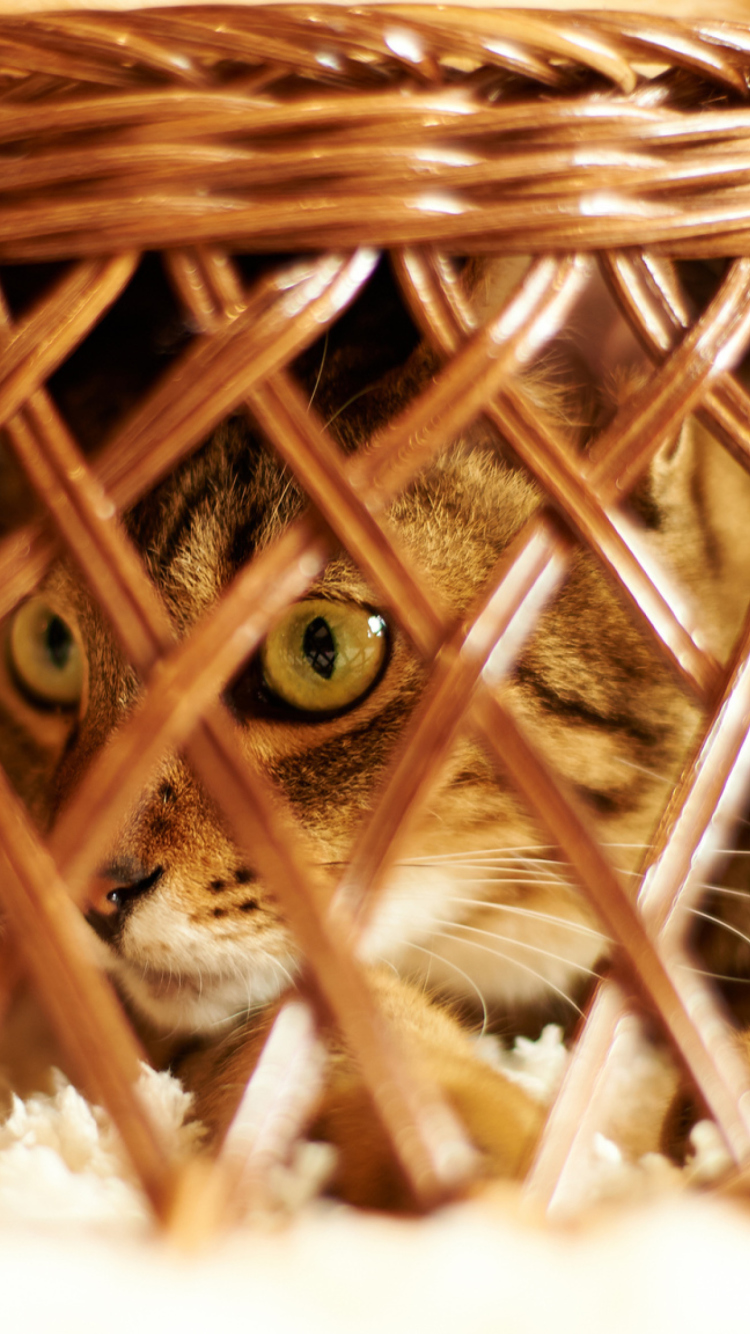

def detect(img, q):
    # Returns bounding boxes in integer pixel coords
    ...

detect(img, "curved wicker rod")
[131,14,437,85]
[592,12,750,93]
[15,141,750,203]
[5,401,175,662]
[53,250,582,892]
[586,258,750,495]
[162,243,247,334]
[381,5,746,92]
[602,250,750,472]
[3,8,746,93]
[249,376,446,659]
[475,688,750,1165]
[636,596,750,939]
[697,21,750,56]
[0,33,185,89]
[487,393,720,701]
[0,253,143,620]
[0,88,735,151]
[0,250,376,621]
[214,997,330,1218]
[0,764,184,1222]
[0,252,138,436]
[98,249,378,508]
[0,527,57,624]
[0,14,212,85]
[393,247,720,702]
[351,255,590,506]
[524,979,632,1212]
[135,3,637,94]
[184,4,634,90]
[0,11,436,87]
[11,186,750,263]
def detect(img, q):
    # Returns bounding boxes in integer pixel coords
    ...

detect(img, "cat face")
[0,385,726,1036]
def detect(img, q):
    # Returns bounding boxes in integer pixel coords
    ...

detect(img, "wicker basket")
[2,4,750,1232]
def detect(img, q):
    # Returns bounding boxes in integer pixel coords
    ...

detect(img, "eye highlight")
[7,597,84,708]
[261,599,388,714]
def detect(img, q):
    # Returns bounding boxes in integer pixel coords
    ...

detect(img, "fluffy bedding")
[1,1024,748,1334]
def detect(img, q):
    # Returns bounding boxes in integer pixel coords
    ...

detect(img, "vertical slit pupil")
[45,616,72,669]
[303,617,336,679]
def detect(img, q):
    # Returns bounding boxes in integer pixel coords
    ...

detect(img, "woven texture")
[2,6,750,1229]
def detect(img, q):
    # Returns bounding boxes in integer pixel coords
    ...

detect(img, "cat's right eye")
[7,598,84,709]
[260,599,388,715]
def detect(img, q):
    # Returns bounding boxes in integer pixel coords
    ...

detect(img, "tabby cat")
[1,256,749,1206]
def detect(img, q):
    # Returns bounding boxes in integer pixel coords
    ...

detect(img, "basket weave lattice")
[2,6,750,1229]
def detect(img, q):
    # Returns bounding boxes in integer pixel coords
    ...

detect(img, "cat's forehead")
[129,421,542,625]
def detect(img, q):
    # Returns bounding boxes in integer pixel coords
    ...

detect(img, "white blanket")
[1,1025,746,1334]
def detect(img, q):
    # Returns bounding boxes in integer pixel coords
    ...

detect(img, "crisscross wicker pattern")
[2,6,750,1230]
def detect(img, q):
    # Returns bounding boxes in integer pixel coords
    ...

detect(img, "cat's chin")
[109,955,297,1035]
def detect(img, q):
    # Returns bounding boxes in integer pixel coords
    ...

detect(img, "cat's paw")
[180,970,544,1211]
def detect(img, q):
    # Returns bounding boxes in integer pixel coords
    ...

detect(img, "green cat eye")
[7,598,84,708]
[261,599,387,714]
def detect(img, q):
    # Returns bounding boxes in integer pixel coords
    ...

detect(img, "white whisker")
[433,917,601,977]
[687,908,750,952]
[434,875,577,890]
[399,844,558,865]
[405,941,489,1036]
[432,926,584,1016]
[613,757,670,783]
[677,963,750,984]
[443,896,611,942]
[698,884,750,900]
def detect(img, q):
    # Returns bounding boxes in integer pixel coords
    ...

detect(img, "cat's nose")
[84,859,164,919]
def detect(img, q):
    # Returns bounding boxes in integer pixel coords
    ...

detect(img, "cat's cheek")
[358,863,461,966]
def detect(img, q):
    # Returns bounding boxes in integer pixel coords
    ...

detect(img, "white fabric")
[0,1026,745,1334]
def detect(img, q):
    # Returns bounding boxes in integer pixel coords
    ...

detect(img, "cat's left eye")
[7,597,84,709]
[261,599,388,715]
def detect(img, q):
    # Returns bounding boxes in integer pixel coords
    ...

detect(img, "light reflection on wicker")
[1,6,750,1228]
